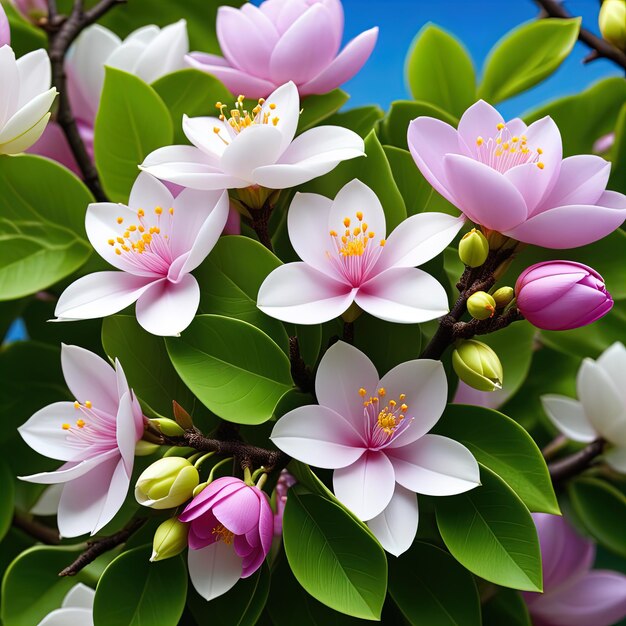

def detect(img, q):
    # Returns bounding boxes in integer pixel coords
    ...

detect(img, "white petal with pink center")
[258,179,464,324]
[55,173,229,336]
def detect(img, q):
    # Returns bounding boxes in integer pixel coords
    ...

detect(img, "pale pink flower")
[524,514,626,626]
[271,341,480,555]
[54,173,229,336]
[18,345,144,538]
[257,179,465,324]
[408,100,626,249]
[186,0,378,99]
[179,476,273,601]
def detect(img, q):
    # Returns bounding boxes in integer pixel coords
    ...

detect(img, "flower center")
[213,95,279,144]
[327,212,386,286]
[359,387,413,449]
[212,524,235,545]
[108,207,174,275]
[474,122,544,173]
[61,400,116,450]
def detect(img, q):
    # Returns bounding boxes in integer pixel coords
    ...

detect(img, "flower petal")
[15,49,51,108]
[387,434,480,496]
[37,608,94,626]
[93,457,131,534]
[366,484,418,556]
[329,178,385,240]
[333,450,395,521]
[595,342,626,409]
[134,20,188,84]
[188,541,242,602]
[0,45,18,127]
[603,447,626,473]
[457,100,505,152]
[356,267,449,324]
[213,486,260,535]
[0,112,51,154]
[541,395,597,443]
[182,116,228,162]
[0,87,56,140]
[20,450,118,486]
[128,171,174,212]
[260,81,300,154]
[271,404,366,468]
[116,391,138,474]
[62,583,95,609]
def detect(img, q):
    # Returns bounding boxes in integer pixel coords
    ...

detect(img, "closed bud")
[135,440,161,456]
[458,229,489,267]
[150,418,185,437]
[467,291,496,320]
[172,401,194,430]
[599,0,626,51]
[135,457,199,509]
[452,339,503,392]
[150,517,189,562]
[492,286,514,308]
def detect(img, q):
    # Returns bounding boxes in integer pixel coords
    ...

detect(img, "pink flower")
[524,514,626,626]
[408,100,626,249]
[257,179,465,324]
[186,0,378,99]
[0,4,10,47]
[179,476,273,601]
[18,344,144,538]
[515,261,613,331]
[54,173,229,336]
[271,341,480,555]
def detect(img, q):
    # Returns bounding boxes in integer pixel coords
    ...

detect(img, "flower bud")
[458,229,489,267]
[135,457,199,509]
[150,418,185,437]
[492,286,515,309]
[467,291,496,320]
[599,0,626,51]
[150,517,189,562]
[135,440,161,456]
[452,339,503,392]
[515,261,613,331]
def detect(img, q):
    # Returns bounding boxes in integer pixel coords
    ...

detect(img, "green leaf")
[482,588,532,626]
[283,488,387,620]
[93,546,187,626]
[152,69,232,144]
[196,236,289,352]
[325,106,385,138]
[436,465,543,592]
[405,24,476,118]
[434,405,559,514]
[569,477,626,558]
[479,18,580,103]
[389,541,480,626]
[0,460,14,542]
[298,90,350,133]
[95,67,173,203]
[609,103,626,195]
[166,315,293,424]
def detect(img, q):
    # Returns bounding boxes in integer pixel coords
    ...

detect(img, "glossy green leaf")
[609,103,626,195]
[298,90,350,133]
[482,588,532,626]
[196,236,289,352]
[0,460,14,542]
[436,465,543,592]
[479,18,580,103]
[434,405,559,514]
[95,67,173,203]
[166,315,293,424]
[325,106,385,138]
[406,24,476,117]
[389,541,480,626]
[569,477,626,558]
[283,488,387,620]
[93,546,186,626]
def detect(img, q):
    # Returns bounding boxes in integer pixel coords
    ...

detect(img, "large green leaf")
[93,546,186,626]
[405,24,476,118]
[95,67,173,203]
[196,236,289,352]
[325,106,385,139]
[389,541,480,626]
[298,90,350,133]
[434,405,559,514]
[166,315,293,424]
[282,487,387,620]
[479,18,580,103]
[482,588,532,626]
[436,465,542,592]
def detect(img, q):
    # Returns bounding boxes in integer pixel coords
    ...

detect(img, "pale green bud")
[492,286,515,308]
[467,291,496,320]
[599,0,626,51]
[150,418,185,437]
[150,517,189,562]
[458,229,489,267]
[452,339,503,392]
[135,440,161,456]
[135,457,199,509]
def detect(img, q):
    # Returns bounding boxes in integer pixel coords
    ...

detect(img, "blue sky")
[340,0,621,118]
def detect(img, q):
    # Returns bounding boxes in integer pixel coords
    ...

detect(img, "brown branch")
[248,202,274,251]
[13,512,60,545]
[548,438,606,484]
[289,336,314,393]
[534,0,626,70]
[59,517,146,577]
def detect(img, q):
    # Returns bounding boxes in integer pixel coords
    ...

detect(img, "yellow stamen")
[76,419,85,428]
[116,217,123,224]
[62,423,70,430]
[497,123,505,130]
[85,400,92,408]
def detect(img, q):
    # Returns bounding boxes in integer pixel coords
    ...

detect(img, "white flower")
[0,45,56,154]
[37,583,95,626]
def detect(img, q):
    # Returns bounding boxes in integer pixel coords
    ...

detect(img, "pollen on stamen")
[380,239,386,246]
[476,136,484,146]
[116,217,123,224]
[74,401,80,409]
[497,123,505,130]
[128,225,137,232]
[272,117,279,126]
[62,423,70,430]
[537,162,545,169]
[137,209,145,217]
[108,239,115,246]
[359,387,367,397]
[155,207,163,215]
[76,419,85,428]
[169,207,174,215]
[85,400,92,408]
[378,387,386,397]
[343,217,351,227]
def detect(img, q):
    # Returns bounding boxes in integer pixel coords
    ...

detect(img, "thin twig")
[13,512,61,545]
[548,438,606,484]
[289,336,315,393]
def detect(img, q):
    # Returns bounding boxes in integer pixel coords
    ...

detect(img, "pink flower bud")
[515,261,613,331]
[11,0,48,23]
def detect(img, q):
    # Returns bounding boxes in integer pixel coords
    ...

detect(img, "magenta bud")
[515,261,613,331]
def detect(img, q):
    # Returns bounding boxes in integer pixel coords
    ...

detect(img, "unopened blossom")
[515,261,613,331]
[271,341,480,555]
[55,173,229,336]
[408,100,626,249]
[0,45,56,154]
[258,179,465,324]
[18,345,144,537]
[11,0,47,23]
[0,4,9,46]
[179,476,273,601]
[186,0,378,99]
[140,81,365,191]
[524,514,626,626]
[542,342,626,473]
[37,583,95,626]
